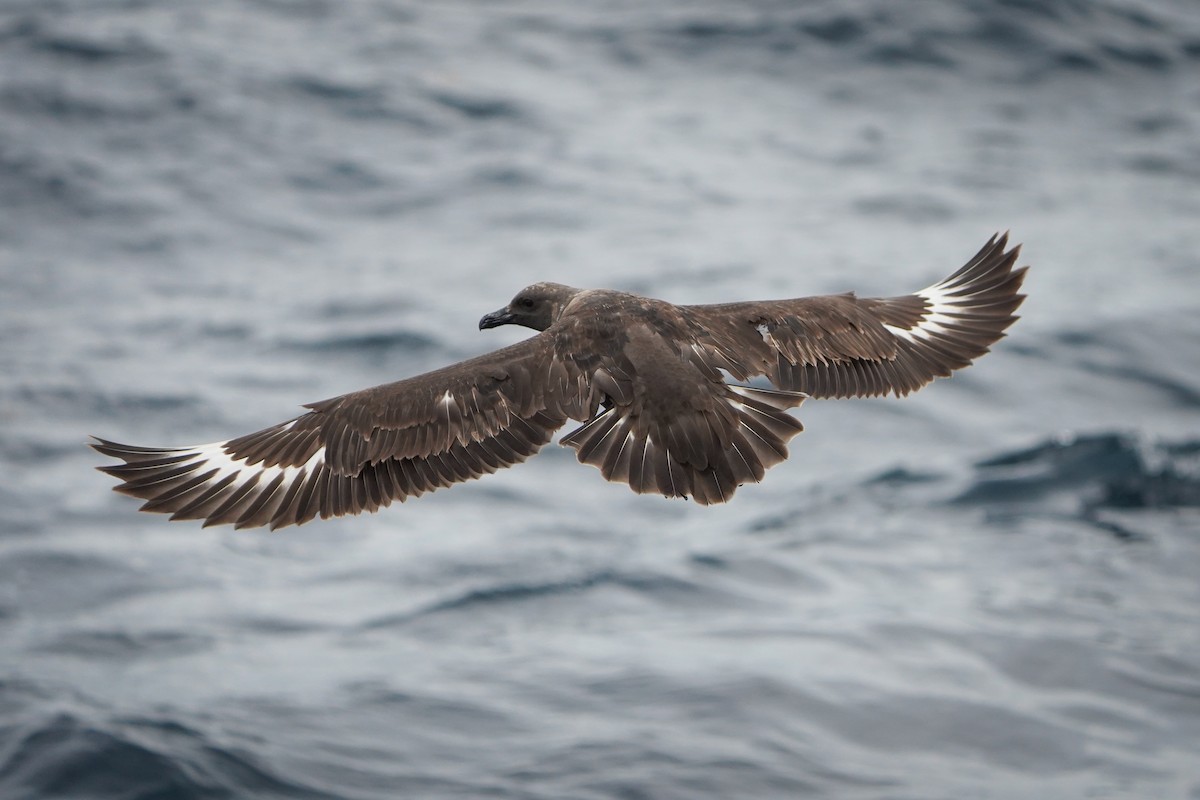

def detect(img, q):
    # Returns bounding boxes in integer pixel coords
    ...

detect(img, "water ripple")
[0,712,335,800]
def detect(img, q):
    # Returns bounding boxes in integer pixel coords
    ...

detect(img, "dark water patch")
[1099,42,1173,70]
[1100,445,1200,510]
[287,158,389,194]
[653,8,881,60]
[355,189,449,218]
[287,75,385,104]
[980,1,1193,76]
[616,570,756,608]
[865,466,945,486]
[1125,152,1200,181]
[0,146,123,220]
[965,14,1042,54]
[278,329,438,357]
[227,615,331,636]
[33,629,213,661]
[866,36,956,68]
[800,15,868,45]
[361,573,614,629]
[746,494,832,534]
[33,31,162,64]
[0,16,162,63]
[198,322,255,341]
[424,89,527,122]
[852,193,956,223]
[641,6,951,71]
[1061,43,1184,77]
[672,19,774,42]
[852,464,960,517]
[0,714,216,800]
[953,433,1200,530]
[688,550,821,590]
[646,12,802,64]
[0,15,37,44]
[283,75,436,128]
[472,164,541,189]
[1052,48,1103,72]
[1112,2,1170,31]
[970,433,1142,489]
[0,712,335,800]
[649,1,1200,83]
[0,81,165,124]
[363,569,742,630]
[1081,514,1145,541]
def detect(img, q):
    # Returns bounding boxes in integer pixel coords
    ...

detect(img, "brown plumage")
[92,233,1027,528]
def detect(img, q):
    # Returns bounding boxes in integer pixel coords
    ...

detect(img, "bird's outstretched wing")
[680,234,1027,398]
[92,336,598,530]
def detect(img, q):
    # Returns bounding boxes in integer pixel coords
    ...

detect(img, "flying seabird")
[92,234,1027,529]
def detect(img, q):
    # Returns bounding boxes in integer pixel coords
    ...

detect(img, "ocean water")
[2,1,1199,798]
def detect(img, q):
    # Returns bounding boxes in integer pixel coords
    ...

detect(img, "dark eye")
[518,297,535,309]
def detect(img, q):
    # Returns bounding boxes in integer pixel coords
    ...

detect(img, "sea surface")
[2,1,1199,798]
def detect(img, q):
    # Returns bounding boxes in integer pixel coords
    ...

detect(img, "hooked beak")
[478,308,514,330]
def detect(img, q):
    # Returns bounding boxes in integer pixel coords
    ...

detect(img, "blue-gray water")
[2,2,1199,798]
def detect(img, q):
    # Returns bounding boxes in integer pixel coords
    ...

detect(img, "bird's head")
[479,282,579,332]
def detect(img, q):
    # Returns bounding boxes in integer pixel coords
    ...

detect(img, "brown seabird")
[92,234,1027,529]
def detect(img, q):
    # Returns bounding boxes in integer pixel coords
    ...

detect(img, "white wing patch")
[883,280,959,344]
[150,440,328,527]
[186,440,326,489]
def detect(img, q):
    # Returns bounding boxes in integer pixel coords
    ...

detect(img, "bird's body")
[93,234,1028,529]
